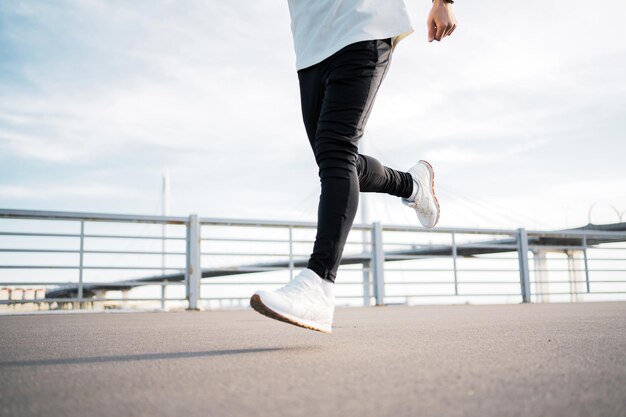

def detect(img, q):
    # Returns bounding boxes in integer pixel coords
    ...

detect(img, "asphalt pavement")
[1,302,625,417]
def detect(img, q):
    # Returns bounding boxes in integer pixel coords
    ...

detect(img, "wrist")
[432,0,454,4]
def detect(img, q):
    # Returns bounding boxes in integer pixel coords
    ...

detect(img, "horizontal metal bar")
[199,252,308,257]
[388,244,518,251]
[199,297,258,301]
[0,266,80,269]
[367,241,420,247]
[198,295,365,301]
[381,266,626,272]
[532,291,626,296]
[0,297,187,305]
[386,254,523,260]
[385,281,519,285]
[0,232,185,240]
[384,255,443,260]
[0,281,185,287]
[199,281,363,286]
[210,266,293,272]
[162,293,530,302]
[0,266,185,270]
[4,279,623,288]
[384,268,520,272]
[0,209,188,224]
[382,255,522,260]
[0,231,80,238]
[532,269,626,272]
[84,250,186,256]
[469,256,522,260]
[200,237,367,247]
[84,234,186,241]
[0,282,76,286]
[381,226,626,240]
[201,237,292,243]
[383,245,519,254]
[3,209,624,239]
[374,254,458,260]
[0,232,186,241]
[0,249,186,255]
[530,280,626,284]
[201,281,288,286]
[82,281,183,286]
[381,225,517,235]
[199,217,373,230]
[78,282,183,287]
[393,293,522,297]
[198,218,540,236]
[0,248,80,254]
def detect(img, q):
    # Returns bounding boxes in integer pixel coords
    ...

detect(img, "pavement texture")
[1,302,625,417]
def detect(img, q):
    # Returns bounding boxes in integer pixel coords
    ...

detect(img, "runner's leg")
[297,39,411,282]
[357,154,413,197]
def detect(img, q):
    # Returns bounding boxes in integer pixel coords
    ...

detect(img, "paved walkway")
[1,302,625,417]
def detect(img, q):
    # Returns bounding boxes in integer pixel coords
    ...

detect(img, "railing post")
[161,280,167,310]
[582,236,590,293]
[451,232,458,296]
[78,220,85,309]
[186,214,201,310]
[371,222,385,306]
[362,260,371,307]
[288,226,294,280]
[517,228,531,303]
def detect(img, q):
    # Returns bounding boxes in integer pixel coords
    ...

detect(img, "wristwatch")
[433,0,454,3]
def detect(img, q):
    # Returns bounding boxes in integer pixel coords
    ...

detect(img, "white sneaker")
[250,268,334,334]
[402,160,441,228]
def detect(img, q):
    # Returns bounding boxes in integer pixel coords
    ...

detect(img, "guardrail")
[1,209,625,311]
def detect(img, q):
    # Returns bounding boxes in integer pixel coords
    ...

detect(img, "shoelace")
[414,199,433,215]
[405,188,433,215]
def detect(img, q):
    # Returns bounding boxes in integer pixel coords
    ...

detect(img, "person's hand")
[427,0,457,42]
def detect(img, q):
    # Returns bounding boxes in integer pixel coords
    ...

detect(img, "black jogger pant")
[297,38,414,283]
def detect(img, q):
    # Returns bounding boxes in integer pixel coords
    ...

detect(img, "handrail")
[0,208,188,224]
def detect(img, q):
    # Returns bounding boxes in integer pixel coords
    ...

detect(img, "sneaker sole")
[418,160,441,228]
[250,294,332,334]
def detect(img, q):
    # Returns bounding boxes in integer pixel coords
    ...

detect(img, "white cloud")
[0,183,133,199]
[0,131,87,162]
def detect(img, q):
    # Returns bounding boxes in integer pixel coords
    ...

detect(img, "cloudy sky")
[1,0,625,230]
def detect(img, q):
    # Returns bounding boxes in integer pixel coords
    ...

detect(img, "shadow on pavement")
[0,347,294,368]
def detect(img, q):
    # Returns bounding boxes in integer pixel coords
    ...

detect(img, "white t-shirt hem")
[295,27,414,71]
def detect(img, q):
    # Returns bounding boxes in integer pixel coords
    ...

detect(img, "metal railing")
[373,224,626,305]
[1,208,625,311]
